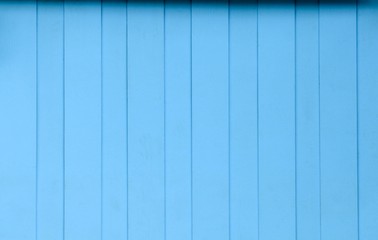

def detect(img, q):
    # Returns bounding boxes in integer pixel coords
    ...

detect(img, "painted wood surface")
[0,0,377,239]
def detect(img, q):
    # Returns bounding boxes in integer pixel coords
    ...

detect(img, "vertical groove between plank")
[62,1,66,239]
[126,1,129,239]
[190,1,193,240]
[36,1,39,239]
[317,1,322,239]
[100,1,104,239]
[356,0,360,239]
[227,1,231,239]
[163,1,167,240]
[256,2,260,239]
[294,1,298,240]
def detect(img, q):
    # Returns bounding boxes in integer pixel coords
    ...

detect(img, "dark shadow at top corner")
[0,0,370,6]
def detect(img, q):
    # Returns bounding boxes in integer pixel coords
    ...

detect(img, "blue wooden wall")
[0,0,377,239]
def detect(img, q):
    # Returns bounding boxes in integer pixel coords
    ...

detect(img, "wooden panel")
[296,1,321,240]
[229,1,258,239]
[358,0,378,239]
[102,1,128,239]
[319,2,358,239]
[64,1,102,239]
[258,1,296,239]
[165,1,192,240]
[1,1,378,239]
[127,1,165,239]
[37,1,64,239]
[192,1,229,239]
[0,1,37,239]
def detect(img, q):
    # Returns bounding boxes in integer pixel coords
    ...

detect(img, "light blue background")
[0,0,377,239]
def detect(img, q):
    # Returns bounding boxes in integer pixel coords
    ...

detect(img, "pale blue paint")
[64,1,102,239]
[128,2,165,240]
[102,2,128,239]
[258,1,296,239]
[320,2,358,239]
[37,2,64,239]
[229,1,258,239]
[0,2,37,239]
[0,0,377,240]
[165,1,192,240]
[296,1,321,239]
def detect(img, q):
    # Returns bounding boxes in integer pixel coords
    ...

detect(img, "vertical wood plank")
[319,2,358,239]
[258,1,296,239]
[192,1,229,239]
[37,1,64,239]
[127,1,165,239]
[296,1,321,240]
[0,1,37,239]
[64,1,102,239]
[358,0,378,238]
[102,1,128,239]
[229,1,258,239]
[165,1,192,240]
